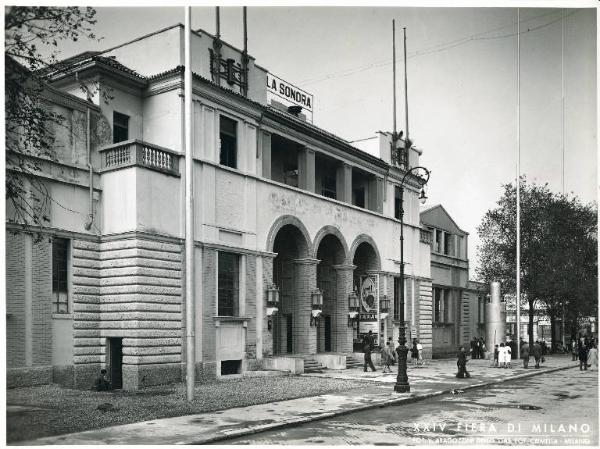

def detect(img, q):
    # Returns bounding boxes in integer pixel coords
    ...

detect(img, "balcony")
[100,139,180,177]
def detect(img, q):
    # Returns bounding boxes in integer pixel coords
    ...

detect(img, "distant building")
[6,24,434,389]
[420,205,487,357]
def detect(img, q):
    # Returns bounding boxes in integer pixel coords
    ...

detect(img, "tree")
[477,178,597,349]
[5,6,97,236]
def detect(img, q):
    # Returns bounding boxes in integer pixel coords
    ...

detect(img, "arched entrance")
[315,234,346,353]
[351,237,381,351]
[272,224,310,355]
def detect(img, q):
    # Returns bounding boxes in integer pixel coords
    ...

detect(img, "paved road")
[222,369,598,446]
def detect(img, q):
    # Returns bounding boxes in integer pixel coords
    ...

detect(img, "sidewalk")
[15,356,578,445]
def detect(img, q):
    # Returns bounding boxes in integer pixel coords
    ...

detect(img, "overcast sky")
[46,4,597,276]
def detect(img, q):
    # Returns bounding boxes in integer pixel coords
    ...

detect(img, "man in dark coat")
[532,341,542,368]
[470,338,478,359]
[363,330,377,372]
[521,342,530,368]
[456,347,471,378]
[579,344,589,371]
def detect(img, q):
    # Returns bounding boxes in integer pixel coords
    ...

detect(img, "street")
[221,369,598,446]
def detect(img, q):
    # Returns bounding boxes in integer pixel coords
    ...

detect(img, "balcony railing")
[420,228,433,245]
[100,139,179,176]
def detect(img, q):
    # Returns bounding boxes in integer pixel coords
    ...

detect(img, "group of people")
[571,337,598,371]
[469,337,486,359]
[519,340,545,368]
[362,331,425,373]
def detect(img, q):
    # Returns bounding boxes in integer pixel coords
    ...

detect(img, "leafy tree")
[5,6,97,235]
[477,178,597,349]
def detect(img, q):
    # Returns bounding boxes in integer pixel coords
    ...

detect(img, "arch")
[266,215,312,258]
[312,225,349,261]
[349,234,382,271]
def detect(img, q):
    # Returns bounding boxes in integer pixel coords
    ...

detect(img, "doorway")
[108,337,123,389]
[324,315,332,352]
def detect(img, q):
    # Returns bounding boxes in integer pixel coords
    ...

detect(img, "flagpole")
[516,8,521,359]
[184,5,196,402]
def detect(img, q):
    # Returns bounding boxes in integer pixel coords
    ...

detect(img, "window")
[219,115,237,168]
[218,252,239,316]
[353,187,365,208]
[434,288,442,323]
[321,176,336,199]
[113,111,129,143]
[434,229,442,253]
[394,186,401,219]
[444,231,453,256]
[434,287,452,324]
[52,238,69,313]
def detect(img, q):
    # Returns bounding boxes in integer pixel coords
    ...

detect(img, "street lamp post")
[394,164,430,394]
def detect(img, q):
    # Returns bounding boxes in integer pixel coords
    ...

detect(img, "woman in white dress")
[588,344,598,371]
[498,342,507,368]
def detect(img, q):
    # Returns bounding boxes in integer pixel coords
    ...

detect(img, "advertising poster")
[358,274,379,341]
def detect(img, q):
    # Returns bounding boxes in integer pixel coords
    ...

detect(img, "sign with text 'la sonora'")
[266,72,314,116]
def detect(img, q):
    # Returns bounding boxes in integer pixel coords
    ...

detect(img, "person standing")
[532,340,542,368]
[382,341,396,373]
[578,343,589,371]
[363,330,377,372]
[498,342,507,368]
[388,337,396,365]
[470,338,478,359]
[411,338,419,366]
[416,340,424,366]
[587,344,598,371]
[92,369,111,391]
[521,342,530,368]
[456,347,471,378]
[571,339,578,361]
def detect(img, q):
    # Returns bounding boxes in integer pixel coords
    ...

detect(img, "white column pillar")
[256,256,264,360]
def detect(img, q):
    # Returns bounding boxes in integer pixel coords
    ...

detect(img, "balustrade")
[100,140,179,176]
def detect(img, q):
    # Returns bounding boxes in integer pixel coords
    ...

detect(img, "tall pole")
[561,8,566,349]
[394,166,430,394]
[392,20,398,164]
[516,8,521,359]
[403,27,409,150]
[242,6,249,97]
[393,21,397,135]
[184,6,196,402]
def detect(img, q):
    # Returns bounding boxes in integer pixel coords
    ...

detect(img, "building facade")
[420,205,486,357]
[6,25,434,389]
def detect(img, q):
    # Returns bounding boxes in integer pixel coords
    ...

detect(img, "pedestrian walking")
[571,339,578,361]
[456,347,471,378]
[587,344,598,371]
[411,338,418,366]
[388,337,396,365]
[382,341,396,373]
[506,343,512,368]
[363,330,377,372]
[521,342,530,368]
[416,340,424,366]
[578,343,589,371]
[532,340,542,368]
[493,344,499,367]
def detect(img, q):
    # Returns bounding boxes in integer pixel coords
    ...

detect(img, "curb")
[192,363,578,445]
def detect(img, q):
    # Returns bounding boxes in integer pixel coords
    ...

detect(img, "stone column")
[336,163,352,204]
[333,264,356,354]
[293,258,319,354]
[261,131,271,179]
[298,147,315,192]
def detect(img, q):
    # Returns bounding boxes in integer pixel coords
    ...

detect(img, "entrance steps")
[303,357,326,373]
[346,355,363,369]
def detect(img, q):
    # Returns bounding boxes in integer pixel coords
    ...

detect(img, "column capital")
[332,264,357,271]
[293,257,320,265]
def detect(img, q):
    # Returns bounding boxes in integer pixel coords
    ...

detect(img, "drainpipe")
[84,107,94,231]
